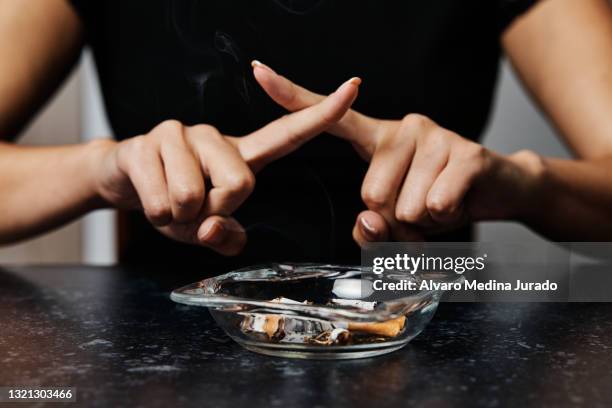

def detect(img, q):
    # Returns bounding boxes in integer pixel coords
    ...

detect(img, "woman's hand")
[92,77,360,255]
[252,61,543,245]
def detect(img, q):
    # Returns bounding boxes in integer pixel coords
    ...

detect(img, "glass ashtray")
[171,263,460,359]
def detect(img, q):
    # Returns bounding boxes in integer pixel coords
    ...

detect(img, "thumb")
[353,211,390,246]
[196,215,247,256]
[353,210,424,247]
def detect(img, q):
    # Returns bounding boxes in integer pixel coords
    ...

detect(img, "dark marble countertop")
[1,265,611,408]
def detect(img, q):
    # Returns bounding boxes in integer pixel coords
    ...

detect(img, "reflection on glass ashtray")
[171,263,461,360]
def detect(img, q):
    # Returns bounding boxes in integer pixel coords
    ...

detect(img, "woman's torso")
[70,0,522,271]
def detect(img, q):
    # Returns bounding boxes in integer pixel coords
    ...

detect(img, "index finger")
[252,61,379,145]
[233,77,360,171]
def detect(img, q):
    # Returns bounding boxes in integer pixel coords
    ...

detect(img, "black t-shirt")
[68,0,534,270]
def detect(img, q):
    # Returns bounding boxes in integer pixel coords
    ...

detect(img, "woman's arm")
[502,0,612,239]
[0,0,102,244]
[0,0,83,139]
[0,141,107,244]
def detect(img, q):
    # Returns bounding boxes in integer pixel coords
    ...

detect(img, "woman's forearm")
[0,140,111,244]
[521,155,612,240]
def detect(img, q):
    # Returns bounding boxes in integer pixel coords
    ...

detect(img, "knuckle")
[184,124,222,146]
[168,128,186,143]
[417,129,449,155]
[424,129,448,146]
[395,206,422,224]
[156,119,183,135]
[513,149,533,160]
[402,113,433,131]
[511,149,546,178]
[463,143,487,161]
[462,144,491,174]
[361,187,388,211]
[174,186,204,207]
[146,201,172,223]
[192,123,220,138]
[426,196,453,216]
[512,149,539,164]
[226,171,256,196]
[127,135,151,158]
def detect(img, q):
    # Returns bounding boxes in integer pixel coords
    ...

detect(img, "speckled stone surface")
[1,265,611,408]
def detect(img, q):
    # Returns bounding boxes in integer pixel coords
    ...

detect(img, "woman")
[0,0,611,269]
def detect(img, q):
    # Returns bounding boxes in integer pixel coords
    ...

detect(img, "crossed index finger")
[231,76,360,172]
[252,61,379,148]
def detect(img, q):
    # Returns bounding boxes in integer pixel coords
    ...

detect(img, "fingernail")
[360,217,378,241]
[251,60,276,74]
[200,221,225,245]
[334,77,361,94]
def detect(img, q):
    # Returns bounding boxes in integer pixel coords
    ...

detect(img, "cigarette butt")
[263,315,282,338]
[348,316,406,337]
